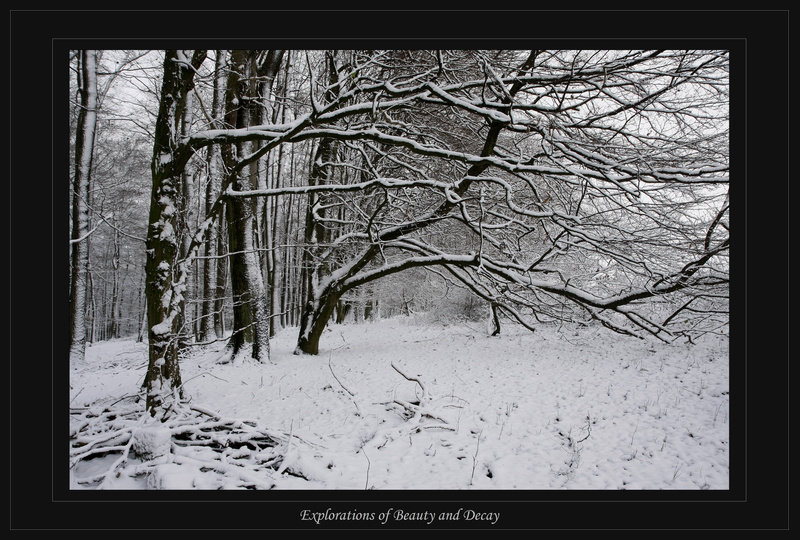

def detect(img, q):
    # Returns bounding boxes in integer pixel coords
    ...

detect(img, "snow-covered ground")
[69,314,729,492]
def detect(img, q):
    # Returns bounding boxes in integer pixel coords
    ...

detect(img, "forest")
[66,49,732,494]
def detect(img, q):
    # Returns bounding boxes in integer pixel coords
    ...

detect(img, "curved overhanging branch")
[383,226,728,339]
[163,49,729,355]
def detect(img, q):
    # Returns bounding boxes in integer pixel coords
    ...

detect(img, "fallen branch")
[391,361,429,401]
[329,353,361,416]
[392,398,450,424]
[328,357,356,397]
[389,362,454,430]
[69,398,309,490]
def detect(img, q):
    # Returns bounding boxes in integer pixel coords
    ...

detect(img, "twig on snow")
[470,429,483,486]
[329,353,361,415]
[361,444,371,490]
[391,361,429,401]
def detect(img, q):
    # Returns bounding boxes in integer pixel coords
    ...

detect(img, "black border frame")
[9,9,788,531]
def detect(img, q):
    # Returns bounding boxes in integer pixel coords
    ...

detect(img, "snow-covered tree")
[220,51,285,363]
[143,49,208,416]
[69,50,98,366]
[267,49,729,352]
[138,49,729,414]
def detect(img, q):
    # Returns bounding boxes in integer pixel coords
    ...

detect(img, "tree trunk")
[200,50,227,343]
[69,49,98,367]
[295,136,339,355]
[87,263,96,344]
[143,49,207,416]
[108,224,121,339]
[136,277,147,343]
[296,282,344,355]
[295,51,344,355]
[225,189,269,360]
[177,91,197,349]
[214,211,228,339]
[221,50,281,363]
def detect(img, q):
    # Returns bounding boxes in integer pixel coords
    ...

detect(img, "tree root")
[69,397,308,489]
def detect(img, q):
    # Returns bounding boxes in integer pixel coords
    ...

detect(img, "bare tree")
[143,49,208,416]
[69,50,98,366]
[199,50,228,343]
[219,50,284,363]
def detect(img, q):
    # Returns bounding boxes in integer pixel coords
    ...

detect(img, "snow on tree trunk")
[226,189,270,363]
[221,50,278,363]
[200,51,227,343]
[143,50,207,416]
[69,50,98,367]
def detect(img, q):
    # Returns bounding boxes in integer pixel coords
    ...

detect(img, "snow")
[131,426,172,460]
[70,314,729,493]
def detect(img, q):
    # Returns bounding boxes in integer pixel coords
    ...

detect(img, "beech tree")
[69,50,98,366]
[198,50,228,343]
[143,49,208,415]
[219,50,284,363]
